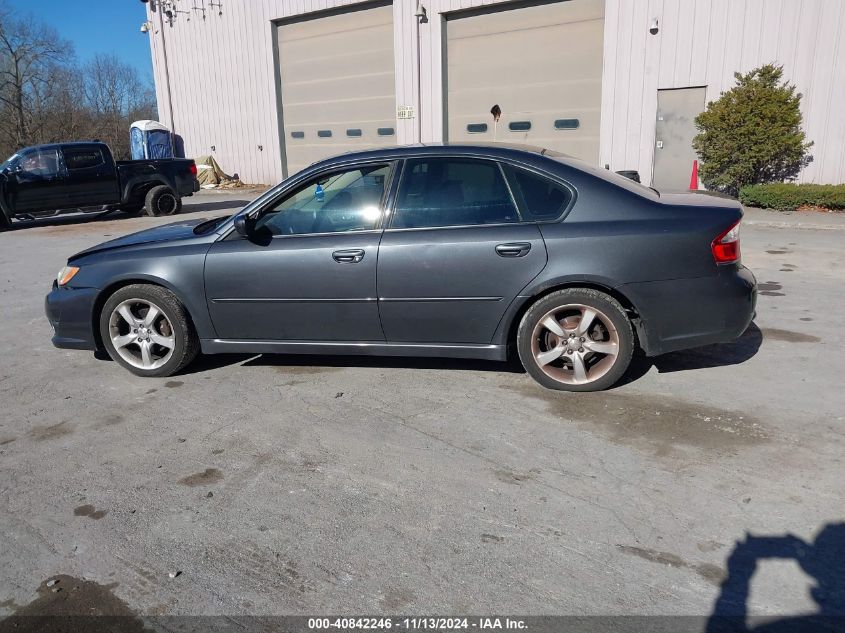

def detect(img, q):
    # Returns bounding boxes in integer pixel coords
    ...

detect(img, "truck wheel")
[144,186,182,217]
[99,284,199,377]
[0,214,9,232]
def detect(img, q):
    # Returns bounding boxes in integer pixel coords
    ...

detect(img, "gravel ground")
[0,192,842,622]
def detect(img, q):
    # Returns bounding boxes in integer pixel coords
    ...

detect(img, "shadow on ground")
[182,352,526,376]
[706,521,845,632]
[618,323,763,386]
[179,325,761,384]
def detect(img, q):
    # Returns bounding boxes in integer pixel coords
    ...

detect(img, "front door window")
[255,164,391,236]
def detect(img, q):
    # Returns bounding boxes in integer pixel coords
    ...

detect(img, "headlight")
[57,266,80,286]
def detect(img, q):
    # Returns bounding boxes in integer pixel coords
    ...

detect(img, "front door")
[652,87,707,190]
[7,147,68,213]
[204,163,393,341]
[377,157,548,344]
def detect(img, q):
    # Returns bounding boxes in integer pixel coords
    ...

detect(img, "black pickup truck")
[0,141,199,229]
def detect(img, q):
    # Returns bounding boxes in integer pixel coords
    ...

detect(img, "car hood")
[70,217,208,260]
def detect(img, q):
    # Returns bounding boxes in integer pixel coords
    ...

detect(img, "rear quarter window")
[503,165,572,221]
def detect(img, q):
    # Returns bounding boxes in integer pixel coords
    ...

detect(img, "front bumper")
[621,265,757,357]
[45,284,100,350]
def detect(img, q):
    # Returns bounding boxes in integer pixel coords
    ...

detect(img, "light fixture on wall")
[414,0,428,23]
[649,18,659,35]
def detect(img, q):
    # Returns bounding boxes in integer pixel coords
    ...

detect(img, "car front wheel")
[517,288,634,392]
[99,284,199,377]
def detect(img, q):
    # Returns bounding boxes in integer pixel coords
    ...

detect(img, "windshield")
[0,153,20,172]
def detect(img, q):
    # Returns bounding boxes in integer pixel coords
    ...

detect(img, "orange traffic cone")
[689,160,699,190]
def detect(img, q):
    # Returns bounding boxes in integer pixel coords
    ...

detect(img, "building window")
[467,123,488,134]
[317,130,332,138]
[377,127,395,136]
[346,129,363,137]
[290,131,305,139]
[509,121,531,132]
[554,119,580,130]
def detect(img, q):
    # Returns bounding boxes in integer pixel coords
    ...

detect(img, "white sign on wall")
[397,105,416,119]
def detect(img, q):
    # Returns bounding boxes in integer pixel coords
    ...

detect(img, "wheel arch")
[123,177,169,204]
[91,276,200,352]
[499,279,649,356]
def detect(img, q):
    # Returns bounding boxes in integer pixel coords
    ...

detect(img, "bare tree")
[0,1,72,149]
[83,54,157,159]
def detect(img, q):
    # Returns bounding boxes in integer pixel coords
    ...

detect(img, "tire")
[0,211,9,231]
[517,288,634,392]
[99,284,199,378]
[144,185,181,217]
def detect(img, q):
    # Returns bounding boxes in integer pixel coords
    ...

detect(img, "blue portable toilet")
[130,120,173,160]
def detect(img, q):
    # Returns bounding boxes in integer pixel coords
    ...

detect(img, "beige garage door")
[446,0,604,163]
[277,3,396,176]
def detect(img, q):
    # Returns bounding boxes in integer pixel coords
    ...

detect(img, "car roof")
[308,142,573,170]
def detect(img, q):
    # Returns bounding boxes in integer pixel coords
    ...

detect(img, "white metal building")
[146,0,845,187]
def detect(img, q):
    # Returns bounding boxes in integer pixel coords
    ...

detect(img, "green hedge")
[739,183,845,212]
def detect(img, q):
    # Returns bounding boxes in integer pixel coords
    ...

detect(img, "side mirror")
[233,214,254,238]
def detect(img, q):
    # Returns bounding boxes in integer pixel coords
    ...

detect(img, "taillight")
[189,162,197,176]
[712,220,741,264]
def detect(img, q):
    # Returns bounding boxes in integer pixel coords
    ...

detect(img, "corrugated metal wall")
[148,0,845,186]
[601,0,845,184]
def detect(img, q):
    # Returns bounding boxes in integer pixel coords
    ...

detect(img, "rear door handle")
[495,242,532,258]
[332,249,365,263]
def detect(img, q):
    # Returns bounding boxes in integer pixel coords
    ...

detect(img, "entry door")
[377,157,548,344]
[652,87,707,190]
[204,163,393,342]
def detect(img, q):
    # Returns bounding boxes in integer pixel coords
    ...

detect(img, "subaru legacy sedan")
[45,144,756,392]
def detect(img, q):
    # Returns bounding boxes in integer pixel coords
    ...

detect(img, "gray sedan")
[45,143,756,391]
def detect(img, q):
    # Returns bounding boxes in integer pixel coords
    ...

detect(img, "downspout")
[156,5,177,154]
[414,1,428,144]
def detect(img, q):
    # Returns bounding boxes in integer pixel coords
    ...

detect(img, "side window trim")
[386,156,522,231]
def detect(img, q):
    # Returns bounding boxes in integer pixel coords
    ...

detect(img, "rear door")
[377,157,547,344]
[61,145,119,207]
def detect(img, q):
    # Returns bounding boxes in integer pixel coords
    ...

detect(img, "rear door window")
[63,147,105,171]
[503,165,572,221]
[391,158,519,229]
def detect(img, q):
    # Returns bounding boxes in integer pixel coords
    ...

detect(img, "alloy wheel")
[108,299,175,370]
[530,303,620,386]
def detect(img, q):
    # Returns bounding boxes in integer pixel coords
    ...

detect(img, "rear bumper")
[45,285,99,350]
[621,265,757,357]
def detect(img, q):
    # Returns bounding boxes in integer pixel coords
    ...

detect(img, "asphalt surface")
[0,192,843,620]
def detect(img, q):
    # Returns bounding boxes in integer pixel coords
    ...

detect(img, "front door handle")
[332,249,365,263]
[495,242,531,258]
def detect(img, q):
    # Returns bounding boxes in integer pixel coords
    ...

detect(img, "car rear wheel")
[99,284,199,377]
[144,185,181,217]
[517,288,634,392]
